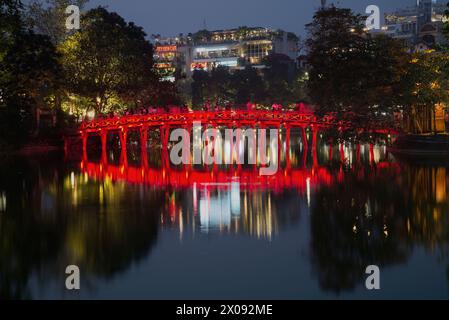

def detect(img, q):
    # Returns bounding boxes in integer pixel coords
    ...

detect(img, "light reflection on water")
[1,141,449,299]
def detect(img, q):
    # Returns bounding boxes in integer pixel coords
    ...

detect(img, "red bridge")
[77,109,342,160]
[74,108,399,168]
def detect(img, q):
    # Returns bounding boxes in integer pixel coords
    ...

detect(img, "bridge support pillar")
[369,143,374,166]
[119,128,128,166]
[160,125,170,168]
[182,125,191,168]
[100,130,108,164]
[257,124,266,168]
[251,125,257,172]
[82,133,88,162]
[160,125,170,150]
[140,126,148,167]
[285,126,291,170]
[312,126,318,150]
[300,126,308,168]
[236,126,242,171]
[227,124,241,170]
[312,127,318,167]
[339,143,345,164]
[277,125,281,172]
[328,140,333,163]
[301,127,308,150]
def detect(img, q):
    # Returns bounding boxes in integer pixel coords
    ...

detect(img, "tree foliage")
[190,55,305,108]
[400,51,449,110]
[25,0,89,45]
[1,0,60,145]
[305,6,408,122]
[59,7,158,114]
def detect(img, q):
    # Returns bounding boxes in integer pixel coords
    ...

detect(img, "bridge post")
[312,126,318,150]
[285,125,291,169]
[183,124,191,168]
[100,130,108,164]
[302,137,308,169]
[236,126,242,171]
[328,139,333,163]
[140,126,148,167]
[301,127,308,151]
[277,124,281,172]
[369,143,374,166]
[257,123,266,167]
[160,125,170,150]
[312,127,318,167]
[119,127,128,166]
[252,124,257,172]
[82,132,88,162]
[161,125,170,168]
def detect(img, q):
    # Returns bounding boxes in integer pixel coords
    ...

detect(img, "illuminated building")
[190,27,298,74]
[378,0,448,50]
[153,27,299,79]
[152,35,194,82]
[153,41,181,82]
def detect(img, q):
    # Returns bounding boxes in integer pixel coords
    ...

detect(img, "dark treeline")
[190,54,308,108]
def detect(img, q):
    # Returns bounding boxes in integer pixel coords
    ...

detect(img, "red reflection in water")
[81,160,332,192]
[80,158,400,193]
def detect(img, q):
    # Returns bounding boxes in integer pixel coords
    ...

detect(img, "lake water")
[1,137,449,299]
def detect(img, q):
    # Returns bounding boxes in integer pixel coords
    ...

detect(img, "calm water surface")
[1,138,449,299]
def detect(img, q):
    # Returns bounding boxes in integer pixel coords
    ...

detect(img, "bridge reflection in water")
[79,139,393,240]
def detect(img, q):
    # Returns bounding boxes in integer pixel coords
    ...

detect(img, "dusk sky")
[87,0,416,38]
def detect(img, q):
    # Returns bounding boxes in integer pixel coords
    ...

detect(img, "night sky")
[87,0,416,38]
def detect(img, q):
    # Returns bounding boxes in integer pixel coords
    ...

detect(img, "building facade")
[153,27,299,81]
[380,0,448,51]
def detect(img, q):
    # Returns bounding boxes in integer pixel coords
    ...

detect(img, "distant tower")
[321,0,327,8]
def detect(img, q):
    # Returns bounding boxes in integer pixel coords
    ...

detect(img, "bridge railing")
[79,110,337,133]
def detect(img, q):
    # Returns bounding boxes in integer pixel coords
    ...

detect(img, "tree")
[192,29,212,43]
[207,66,234,106]
[231,66,266,105]
[1,0,22,83]
[262,53,296,105]
[129,80,183,108]
[25,0,89,45]
[306,6,367,115]
[59,7,157,114]
[1,0,60,146]
[399,51,449,134]
[191,69,210,107]
[305,6,408,135]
